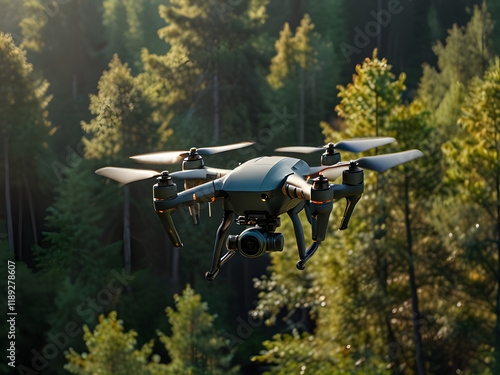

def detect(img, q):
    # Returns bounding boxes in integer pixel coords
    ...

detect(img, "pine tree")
[158,285,239,374]
[82,54,164,273]
[267,14,314,145]
[65,311,164,374]
[0,32,51,256]
[418,2,493,114]
[102,0,166,67]
[142,0,267,144]
[442,58,500,373]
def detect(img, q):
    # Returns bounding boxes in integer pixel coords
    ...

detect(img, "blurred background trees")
[2,0,500,374]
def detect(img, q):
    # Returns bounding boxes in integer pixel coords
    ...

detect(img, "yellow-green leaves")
[335,49,405,139]
[267,14,316,90]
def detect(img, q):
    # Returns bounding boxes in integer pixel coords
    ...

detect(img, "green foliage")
[267,14,314,89]
[266,11,344,145]
[65,311,162,375]
[0,31,50,163]
[102,0,166,67]
[82,54,165,160]
[254,329,390,375]
[336,49,406,139]
[142,0,267,144]
[418,2,493,112]
[441,58,500,370]
[35,160,120,280]
[158,285,239,375]
[4,1,500,374]
[19,0,47,52]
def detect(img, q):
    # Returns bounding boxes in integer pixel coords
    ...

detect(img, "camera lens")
[240,236,260,256]
[237,228,266,258]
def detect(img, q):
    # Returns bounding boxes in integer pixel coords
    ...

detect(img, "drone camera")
[227,227,284,258]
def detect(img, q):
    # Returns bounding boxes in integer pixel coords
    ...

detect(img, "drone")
[96,139,422,280]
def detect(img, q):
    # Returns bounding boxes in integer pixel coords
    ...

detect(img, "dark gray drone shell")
[220,157,310,215]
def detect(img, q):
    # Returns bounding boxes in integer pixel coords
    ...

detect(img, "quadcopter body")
[96,140,423,280]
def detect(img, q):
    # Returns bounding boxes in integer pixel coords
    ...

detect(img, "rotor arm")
[154,179,223,247]
[154,179,223,212]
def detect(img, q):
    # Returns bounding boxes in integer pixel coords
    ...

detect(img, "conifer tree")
[0,32,51,256]
[65,311,164,374]
[142,0,267,144]
[267,14,314,144]
[158,285,239,375]
[442,58,500,373]
[102,0,166,67]
[418,2,493,119]
[82,54,164,273]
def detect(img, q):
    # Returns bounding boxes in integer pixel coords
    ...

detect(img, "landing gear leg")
[296,241,320,270]
[205,210,234,281]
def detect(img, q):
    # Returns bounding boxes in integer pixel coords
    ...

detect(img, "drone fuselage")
[220,156,309,216]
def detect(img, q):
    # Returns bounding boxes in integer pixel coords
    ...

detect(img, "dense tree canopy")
[2,1,500,374]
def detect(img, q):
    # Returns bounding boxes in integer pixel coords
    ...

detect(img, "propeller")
[307,149,423,181]
[130,141,255,164]
[95,166,230,185]
[275,137,396,154]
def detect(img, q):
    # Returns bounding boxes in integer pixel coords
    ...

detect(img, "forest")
[1,0,500,374]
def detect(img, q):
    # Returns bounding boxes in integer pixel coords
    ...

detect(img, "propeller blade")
[357,149,424,172]
[95,167,161,184]
[334,137,396,153]
[96,166,232,185]
[130,142,254,164]
[170,170,208,180]
[130,151,186,165]
[170,167,232,180]
[309,149,424,181]
[275,146,325,154]
[275,137,395,154]
[316,164,349,182]
[196,142,255,156]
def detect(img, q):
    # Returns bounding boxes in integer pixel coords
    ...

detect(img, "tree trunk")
[123,185,131,273]
[405,171,426,375]
[17,191,23,260]
[495,143,500,372]
[4,137,14,254]
[213,65,220,143]
[299,68,305,144]
[172,246,180,285]
[24,173,38,244]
